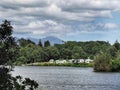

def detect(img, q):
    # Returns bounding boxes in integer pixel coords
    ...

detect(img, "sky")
[0,0,120,44]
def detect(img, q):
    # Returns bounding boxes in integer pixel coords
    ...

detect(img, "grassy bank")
[26,62,93,67]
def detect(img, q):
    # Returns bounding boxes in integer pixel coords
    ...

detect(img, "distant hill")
[41,36,64,46]
[26,36,64,46]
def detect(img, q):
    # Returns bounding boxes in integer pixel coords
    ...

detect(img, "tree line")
[16,38,109,63]
[15,36,119,71]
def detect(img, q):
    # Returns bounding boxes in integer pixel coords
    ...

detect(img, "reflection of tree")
[0,20,38,90]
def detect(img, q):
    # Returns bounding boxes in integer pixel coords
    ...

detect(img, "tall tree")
[44,46,60,60]
[44,40,51,47]
[60,48,72,59]
[0,20,15,65]
[0,20,38,90]
[38,39,43,47]
[113,40,120,50]
[107,46,117,59]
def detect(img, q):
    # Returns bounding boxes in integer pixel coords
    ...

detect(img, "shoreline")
[21,62,93,67]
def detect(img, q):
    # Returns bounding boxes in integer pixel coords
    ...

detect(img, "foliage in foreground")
[0,20,38,90]
[0,67,38,90]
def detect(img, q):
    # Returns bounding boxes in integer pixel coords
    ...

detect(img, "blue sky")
[0,0,120,44]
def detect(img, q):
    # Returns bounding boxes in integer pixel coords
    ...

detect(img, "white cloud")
[0,0,120,39]
[1,0,119,21]
[47,4,61,14]
[104,23,119,29]
[13,20,71,37]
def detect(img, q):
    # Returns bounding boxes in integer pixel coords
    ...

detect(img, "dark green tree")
[72,46,86,59]
[0,20,16,65]
[38,39,43,47]
[60,48,72,59]
[45,46,60,60]
[44,40,51,47]
[18,44,42,64]
[0,20,38,90]
[107,46,117,59]
[113,40,120,50]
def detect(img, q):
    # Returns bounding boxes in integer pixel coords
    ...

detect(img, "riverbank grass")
[26,62,93,67]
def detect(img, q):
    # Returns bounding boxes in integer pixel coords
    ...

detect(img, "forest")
[14,36,120,72]
[16,38,110,63]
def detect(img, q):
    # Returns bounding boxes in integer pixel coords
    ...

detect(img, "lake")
[12,66,120,90]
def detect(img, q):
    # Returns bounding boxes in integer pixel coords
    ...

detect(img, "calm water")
[12,66,120,90]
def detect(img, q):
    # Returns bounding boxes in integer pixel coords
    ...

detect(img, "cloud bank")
[0,0,120,43]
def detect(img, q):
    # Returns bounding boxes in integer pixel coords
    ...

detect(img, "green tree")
[16,56,27,65]
[72,46,86,59]
[18,44,42,64]
[0,20,38,90]
[41,46,60,61]
[0,20,16,65]
[47,46,60,60]
[113,40,120,50]
[107,46,117,59]
[44,40,51,47]
[60,48,72,59]
[73,53,80,59]
[38,39,43,47]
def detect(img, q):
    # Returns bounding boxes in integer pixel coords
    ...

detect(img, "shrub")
[94,52,112,72]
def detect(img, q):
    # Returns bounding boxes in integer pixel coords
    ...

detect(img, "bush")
[94,52,112,72]
[111,60,120,72]
[16,56,27,65]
